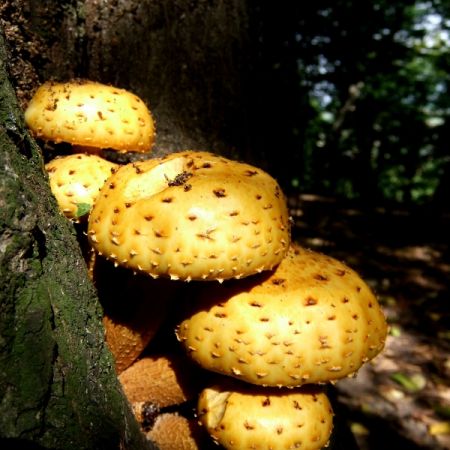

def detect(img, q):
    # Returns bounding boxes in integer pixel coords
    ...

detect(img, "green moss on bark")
[0,28,154,450]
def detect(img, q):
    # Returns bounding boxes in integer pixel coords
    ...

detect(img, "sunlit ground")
[289,193,450,450]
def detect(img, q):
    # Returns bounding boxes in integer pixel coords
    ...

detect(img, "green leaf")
[350,422,369,436]
[75,203,92,218]
[389,325,402,337]
[390,372,425,392]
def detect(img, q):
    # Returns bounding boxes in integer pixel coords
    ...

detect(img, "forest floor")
[288,194,450,450]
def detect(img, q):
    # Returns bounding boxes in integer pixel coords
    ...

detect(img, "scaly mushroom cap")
[25,80,155,153]
[87,151,290,281]
[176,244,388,387]
[197,382,333,450]
[45,153,117,220]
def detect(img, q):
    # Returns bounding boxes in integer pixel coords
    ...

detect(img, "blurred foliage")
[247,0,450,207]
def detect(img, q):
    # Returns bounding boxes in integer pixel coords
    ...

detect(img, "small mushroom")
[176,244,388,387]
[25,79,155,154]
[87,151,291,281]
[197,381,334,450]
[45,153,118,221]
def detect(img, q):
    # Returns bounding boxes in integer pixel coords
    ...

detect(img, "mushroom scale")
[176,244,388,387]
[198,382,334,450]
[25,80,155,153]
[87,151,291,281]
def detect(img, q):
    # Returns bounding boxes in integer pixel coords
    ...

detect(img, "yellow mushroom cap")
[176,244,388,387]
[87,151,290,281]
[197,382,334,450]
[45,153,118,220]
[25,80,155,153]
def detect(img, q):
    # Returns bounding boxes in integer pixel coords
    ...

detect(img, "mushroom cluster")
[25,79,156,222]
[26,80,388,449]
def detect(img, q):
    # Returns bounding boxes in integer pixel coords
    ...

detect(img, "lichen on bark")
[0,27,153,450]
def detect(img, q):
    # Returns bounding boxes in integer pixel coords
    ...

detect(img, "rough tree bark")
[0,28,153,450]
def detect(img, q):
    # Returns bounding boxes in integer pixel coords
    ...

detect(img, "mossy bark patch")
[0,29,153,450]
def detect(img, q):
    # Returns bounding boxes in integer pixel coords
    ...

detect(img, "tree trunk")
[3,0,256,158]
[0,27,153,450]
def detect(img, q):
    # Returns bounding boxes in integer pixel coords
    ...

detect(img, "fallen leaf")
[76,202,92,217]
[390,372,425,392]
[350,422,369,436]
[429,421,450,436]
[389,325,402,337]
